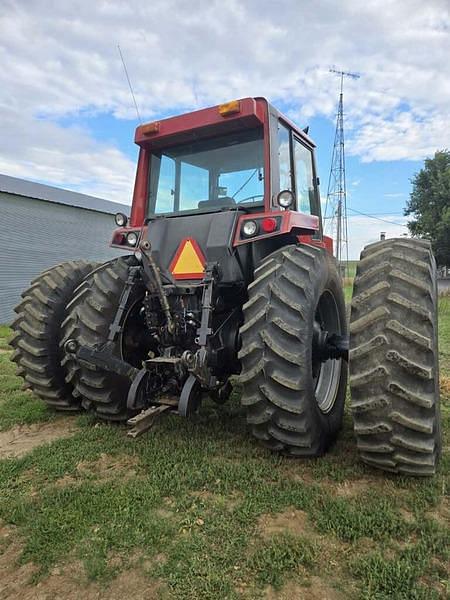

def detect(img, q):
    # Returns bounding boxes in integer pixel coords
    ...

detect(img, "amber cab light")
[218,100,241,116]
[141,122,160,136]
[261,218,277,233]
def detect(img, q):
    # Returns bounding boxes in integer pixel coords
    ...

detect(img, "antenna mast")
[325,68,360,274]
[117,44,142,123]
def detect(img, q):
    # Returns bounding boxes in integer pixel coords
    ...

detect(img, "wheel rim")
[312,290,342,414]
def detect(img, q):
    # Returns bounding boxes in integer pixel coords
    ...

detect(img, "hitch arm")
[64,339,139,380]
[139,239,175,334]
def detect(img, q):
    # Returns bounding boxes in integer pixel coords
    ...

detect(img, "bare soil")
[426,497,450,527]
[0,419,77,459]
[190,489,243,510]
[263,577,346,599]
[256,508,358,598]
[332,478,380,497]
[257,508,313,539]
[0,525,163,600]
[440,375,450,395]
[53,453,141,487]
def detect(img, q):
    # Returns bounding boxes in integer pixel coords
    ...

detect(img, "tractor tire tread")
[10,260,98,410]
[239,244,347,457]
[349,238,440,476]
[61,256,140,421]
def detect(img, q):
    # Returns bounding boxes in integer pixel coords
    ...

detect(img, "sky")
[1,0,449,258]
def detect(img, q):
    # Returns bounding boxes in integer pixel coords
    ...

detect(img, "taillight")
[261,218,277,233]
[112,231,125,245]
[111,229,140,247]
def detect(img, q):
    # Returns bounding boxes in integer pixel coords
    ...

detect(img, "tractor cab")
[111,98,329,274]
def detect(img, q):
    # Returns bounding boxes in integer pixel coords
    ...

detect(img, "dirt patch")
[76,453,139,480]
[418,572,448,599]
[264,576,345,599]
[399,508,416,524]
[313,474,400,499]
[0,525,164,600]
[426,497,450,527]
[190,489,243,510]
[190,489,217,502]
[0,419,77,459]
[284,467,316,485]
[258,508,313,539]
[0,525,37,597]
[332,478,380,498]
[55,453,141,487]
[155,508,175,520]
[440,375,450,396]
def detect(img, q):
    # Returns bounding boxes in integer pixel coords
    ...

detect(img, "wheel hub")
[312,321,348,363]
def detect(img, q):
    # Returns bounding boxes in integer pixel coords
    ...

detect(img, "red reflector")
[261,217,277,233]
[112,232,125,245]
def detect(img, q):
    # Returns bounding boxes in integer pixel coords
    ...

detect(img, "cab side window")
[278,122,292,192]
[153,155,175,214]
[294,138,314,214]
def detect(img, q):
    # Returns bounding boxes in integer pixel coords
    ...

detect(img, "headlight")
[126,231,138,246]
[242,220,258,237]
[115,212,128,227]
[277,190,294,209]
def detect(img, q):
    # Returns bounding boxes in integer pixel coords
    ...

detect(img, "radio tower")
[325,68,360,273]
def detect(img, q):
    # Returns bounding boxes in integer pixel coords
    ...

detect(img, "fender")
[233,209,319,246]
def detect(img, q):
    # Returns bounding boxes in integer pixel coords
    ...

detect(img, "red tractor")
[11,98,441,475]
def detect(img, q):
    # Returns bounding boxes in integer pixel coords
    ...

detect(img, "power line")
[346,206,408,227]
[351,211,405,216]
[325,211,405,217]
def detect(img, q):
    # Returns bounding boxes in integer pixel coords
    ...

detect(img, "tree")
[405,150,450,266]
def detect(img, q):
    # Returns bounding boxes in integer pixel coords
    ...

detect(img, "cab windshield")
[148,128,264,216]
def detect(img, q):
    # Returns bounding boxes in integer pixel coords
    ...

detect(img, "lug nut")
[65,339,78,354]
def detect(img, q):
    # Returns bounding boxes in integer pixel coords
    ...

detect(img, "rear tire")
[238,244,347,456]
[61,256,145,421]
[10,260,97,410]
[349,238,441,476]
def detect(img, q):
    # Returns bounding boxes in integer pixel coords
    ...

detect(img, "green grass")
[0,352,55,430]
[439,295,450,375]
[0,299,448,599]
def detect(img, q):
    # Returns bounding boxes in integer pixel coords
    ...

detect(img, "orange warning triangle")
[170,238,206,280]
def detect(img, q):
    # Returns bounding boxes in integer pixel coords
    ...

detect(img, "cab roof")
[134,97,314,149]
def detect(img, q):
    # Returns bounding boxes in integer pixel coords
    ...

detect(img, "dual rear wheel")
[238,239,441,475]
[9,238,441,476]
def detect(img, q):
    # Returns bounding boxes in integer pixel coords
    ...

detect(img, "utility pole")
[325,68,360,274]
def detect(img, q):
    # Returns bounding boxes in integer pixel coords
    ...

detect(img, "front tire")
[238,244,347,457]
[349,238,441,476]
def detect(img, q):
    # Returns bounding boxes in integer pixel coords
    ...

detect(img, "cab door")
[292,136,320,218]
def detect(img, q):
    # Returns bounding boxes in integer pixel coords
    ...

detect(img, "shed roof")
[0,173,129,215]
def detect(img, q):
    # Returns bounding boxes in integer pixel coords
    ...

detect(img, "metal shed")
[0,174,130,323]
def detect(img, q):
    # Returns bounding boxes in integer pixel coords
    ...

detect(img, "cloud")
[343,214,409,259]
[349,109,450,162]
[0,0,449,199]
[0,106,135,203]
